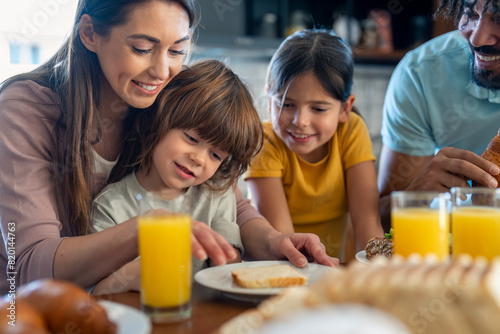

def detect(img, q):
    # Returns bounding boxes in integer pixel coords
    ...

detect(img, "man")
[378,0,500,230]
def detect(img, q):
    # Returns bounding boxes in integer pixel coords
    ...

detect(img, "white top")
[91,148,119,178]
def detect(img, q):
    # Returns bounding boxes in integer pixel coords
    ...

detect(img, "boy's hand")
[210,247,242,267]
[191,220,237,266]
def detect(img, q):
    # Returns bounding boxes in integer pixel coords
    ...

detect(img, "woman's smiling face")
[85,1,191,109]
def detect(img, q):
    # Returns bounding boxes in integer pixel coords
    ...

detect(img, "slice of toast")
[231,264,307,289]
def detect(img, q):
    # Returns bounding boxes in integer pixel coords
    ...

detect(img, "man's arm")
[378,145,434,196]
[378,145,500,230]
[378,145,433,231]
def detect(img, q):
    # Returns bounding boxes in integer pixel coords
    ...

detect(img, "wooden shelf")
[352,48,408,65]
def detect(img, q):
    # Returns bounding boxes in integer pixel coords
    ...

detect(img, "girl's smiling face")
[270,71,354,163]
[82,1,191,109]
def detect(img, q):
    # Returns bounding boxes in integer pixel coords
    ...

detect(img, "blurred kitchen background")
[0,0,455,175]
[191,0,454,171]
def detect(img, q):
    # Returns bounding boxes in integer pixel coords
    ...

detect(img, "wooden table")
[97,283,259,334]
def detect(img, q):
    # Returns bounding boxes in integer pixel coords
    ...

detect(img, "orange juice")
[452,206,500,261]
[138,214,191,308]
[392,207,449,259]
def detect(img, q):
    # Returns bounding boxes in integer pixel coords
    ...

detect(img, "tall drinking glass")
[391,191,449,259]
[451,187,500,261]
[137,192,192,323]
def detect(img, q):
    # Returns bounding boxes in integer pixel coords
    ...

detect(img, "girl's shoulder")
[262,122,283,143]
[261,122,288,152]
[347,112,365,124]
[262,121,274,135]
[336,112,367,136]
[335,112,372,150]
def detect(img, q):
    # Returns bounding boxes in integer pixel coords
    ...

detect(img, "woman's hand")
[191,220,238,266]
[240,217,339,268]
[267,231,339,268]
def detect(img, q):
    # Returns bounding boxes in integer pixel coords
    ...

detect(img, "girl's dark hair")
[0,0,197,236]
[435,0,499,23]
[109,59,263,193]
[266,29,354,103]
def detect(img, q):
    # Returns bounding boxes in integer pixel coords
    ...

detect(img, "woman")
[0,0,336,294]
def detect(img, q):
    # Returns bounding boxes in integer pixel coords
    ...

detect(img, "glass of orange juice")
[391,191,449,259]
[138,192,192,323]
[451,187,500,261]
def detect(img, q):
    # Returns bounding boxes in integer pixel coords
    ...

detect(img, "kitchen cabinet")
[194,0,456,177]
[198,0,455,64]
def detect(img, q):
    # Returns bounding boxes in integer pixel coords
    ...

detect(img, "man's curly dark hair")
[435,0,499,23]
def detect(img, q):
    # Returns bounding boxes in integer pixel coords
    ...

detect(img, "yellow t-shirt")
[245,113,375,260]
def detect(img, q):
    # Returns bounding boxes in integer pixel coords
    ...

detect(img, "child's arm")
[346,160,384,251]
[246,177,294,234]
[206,187,244,266]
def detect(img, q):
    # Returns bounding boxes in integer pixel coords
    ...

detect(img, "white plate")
[99,300,151,334]
[255,304,410,334]
[194,260,336,297]
[355,250,370,264]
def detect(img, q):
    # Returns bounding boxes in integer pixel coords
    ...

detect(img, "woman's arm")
[234,186,337,267]
[239,217,338,267]
[0,82,141,291]
[54,218,139,287]
[346,161,384,251]
[246,177,294,234]
[58,212,239,287]
[90,217,241,296]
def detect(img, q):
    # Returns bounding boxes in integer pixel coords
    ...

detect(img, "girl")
[0,0,335,294]
[245,29,384,262]
[90,59,263,293]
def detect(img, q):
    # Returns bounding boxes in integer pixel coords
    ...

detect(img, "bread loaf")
[0,299,49,334]
[231,264,307,289]
[480,129,500,186]
[10,279,117,334]
[218,255,500,334]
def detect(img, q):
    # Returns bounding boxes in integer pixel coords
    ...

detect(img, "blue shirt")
[381,31,500,156]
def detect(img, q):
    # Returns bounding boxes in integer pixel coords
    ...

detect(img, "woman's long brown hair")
[109,59,264,194]
[0,0,196,236]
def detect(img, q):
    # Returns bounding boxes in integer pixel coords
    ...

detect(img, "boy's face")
[269,71,353,163]
[459,0,500,89]
[145,129,228,194]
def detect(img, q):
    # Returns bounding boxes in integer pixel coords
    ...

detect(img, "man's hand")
[379,146,500,196]
[378,146,500,231]
[406,147,499,192]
